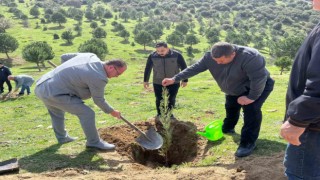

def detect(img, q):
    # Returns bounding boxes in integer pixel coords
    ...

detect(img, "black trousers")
[153,83,180,116]
[222,77,275,145]
[0,79,12,93]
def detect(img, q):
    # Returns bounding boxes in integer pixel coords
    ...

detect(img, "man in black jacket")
[0,62,12,94]
[163,42,274,157]
[280,2,320,178]
[144,42,188,118]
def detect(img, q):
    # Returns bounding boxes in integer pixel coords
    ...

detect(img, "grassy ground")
[0,1,289,173]
[0,62,289,172]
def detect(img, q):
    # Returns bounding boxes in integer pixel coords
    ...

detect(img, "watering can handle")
[120,115,146,135]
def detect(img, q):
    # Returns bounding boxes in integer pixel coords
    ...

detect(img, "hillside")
[0,0,318,179]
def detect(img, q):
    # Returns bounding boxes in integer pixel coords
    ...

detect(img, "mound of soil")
[99,119,198,167]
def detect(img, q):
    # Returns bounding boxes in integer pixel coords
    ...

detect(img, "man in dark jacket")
[144,42,188,118]
[0,62,12,94]
[280,2,320,178]
[162,42,274,157]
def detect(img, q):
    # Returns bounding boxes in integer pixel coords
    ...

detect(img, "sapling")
[158,87,173,165]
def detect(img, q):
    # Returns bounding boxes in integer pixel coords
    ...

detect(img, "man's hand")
[237,96,254,105]
[143,82,149,89]
[110,110,121,119]
[280,120,306,146]
[181,82,188,88]
[162,78,175,86]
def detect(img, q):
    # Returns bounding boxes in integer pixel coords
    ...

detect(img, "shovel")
[0,158,19,175]
[120,115,163,150]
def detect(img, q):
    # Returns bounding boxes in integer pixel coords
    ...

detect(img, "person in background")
[280,1,320,179]
[0,62,12,94]
[35,53,127,150]
[143,42,188,119]
[162,42,274,157]
[8,75,34,95]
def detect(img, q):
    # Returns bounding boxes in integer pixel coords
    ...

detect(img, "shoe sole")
[86,146,115,151]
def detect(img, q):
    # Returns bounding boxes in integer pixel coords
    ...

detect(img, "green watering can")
[197,120,223,141]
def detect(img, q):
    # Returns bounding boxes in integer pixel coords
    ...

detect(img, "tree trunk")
[36,62,41,72]
[144,44,146,51]
[41,61,46,68]
[5,52,10,59]
[280,67,283,75]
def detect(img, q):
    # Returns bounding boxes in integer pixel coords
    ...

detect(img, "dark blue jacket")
[0,65,12,81]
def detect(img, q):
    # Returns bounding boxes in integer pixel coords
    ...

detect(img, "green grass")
[0,1,290,173]
[0,63,289,172]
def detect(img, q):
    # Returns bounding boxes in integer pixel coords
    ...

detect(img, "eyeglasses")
[113,66,121,76]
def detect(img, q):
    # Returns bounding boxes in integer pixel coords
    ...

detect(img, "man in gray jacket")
[35,53,127,150]
[8,75,34,95]
[162,42,274,157]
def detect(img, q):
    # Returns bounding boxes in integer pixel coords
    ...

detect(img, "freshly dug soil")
[99,119,198,167]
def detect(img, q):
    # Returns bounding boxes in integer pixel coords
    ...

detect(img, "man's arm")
[143,54,153,88]
[173,54,209,82]
[163,54,209,86]
[287,34,320,126]
[242,55,268,101]
[5,67,12,76]
[281,27,320,145]
[14,76,23,92]
[88,79,114,114]
[177,53,188,83]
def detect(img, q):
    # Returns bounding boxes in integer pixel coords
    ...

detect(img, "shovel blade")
[0,158,19,175]
[136,127,163,150]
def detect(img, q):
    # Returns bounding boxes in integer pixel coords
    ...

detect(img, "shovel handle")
[120,115,147,135]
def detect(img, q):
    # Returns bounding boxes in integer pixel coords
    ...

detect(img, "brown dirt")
[1,119,286,180]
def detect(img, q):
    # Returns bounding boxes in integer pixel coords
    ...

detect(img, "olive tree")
[0,33,19,59]
[22,41,55,71]
[78,38,108,59]
[134,30,153,50]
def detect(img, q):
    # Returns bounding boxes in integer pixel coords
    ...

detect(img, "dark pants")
[0,79,12,93]
[153,83,180,116]
[222,77,274,145]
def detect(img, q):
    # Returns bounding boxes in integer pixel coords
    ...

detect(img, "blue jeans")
[284,130,320,180]
[19,85,31,94]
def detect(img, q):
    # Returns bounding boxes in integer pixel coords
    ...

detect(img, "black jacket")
[144,50,188,85]
[0,65,12,81]
[286,22,320,131]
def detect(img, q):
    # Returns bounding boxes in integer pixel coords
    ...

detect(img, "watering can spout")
[196,131,207,138]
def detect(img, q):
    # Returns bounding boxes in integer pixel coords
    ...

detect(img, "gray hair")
[105,59,127,68]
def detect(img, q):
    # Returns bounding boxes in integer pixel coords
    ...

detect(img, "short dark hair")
[211,42,235,58]
[155,42,168,48]
[106,59,127,68]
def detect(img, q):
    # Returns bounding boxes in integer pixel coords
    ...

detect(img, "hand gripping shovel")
[120,115,163,150]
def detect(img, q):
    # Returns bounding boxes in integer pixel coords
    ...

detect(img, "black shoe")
[235,143,256,157]
[222,128,235,134]
[170,114,177,120]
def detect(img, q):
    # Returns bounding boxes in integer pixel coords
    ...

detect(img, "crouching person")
[8,75,34,95]
[35,53,127,150]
